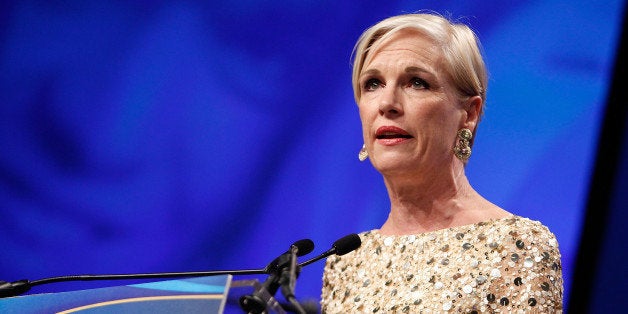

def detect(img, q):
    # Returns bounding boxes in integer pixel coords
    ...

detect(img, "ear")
[461,95,483,132]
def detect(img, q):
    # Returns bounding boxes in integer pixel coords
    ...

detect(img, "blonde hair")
[351,13,488,116]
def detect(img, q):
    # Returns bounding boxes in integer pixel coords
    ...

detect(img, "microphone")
[0,238,315,299]
[238,234,360,314]
[281,234,361,314]
[264,239,314,274]
[299,233,361,268]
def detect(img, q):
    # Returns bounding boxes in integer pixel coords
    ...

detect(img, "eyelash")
[362,77,430,92]
[363,78,381,91]
[409,77,429,89]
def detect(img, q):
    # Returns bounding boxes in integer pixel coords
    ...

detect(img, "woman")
[321,13,563,313]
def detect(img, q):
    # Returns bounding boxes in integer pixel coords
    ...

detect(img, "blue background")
[0,0,625,311]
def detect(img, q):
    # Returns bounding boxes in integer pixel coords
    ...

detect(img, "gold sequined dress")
[321,216,563,313]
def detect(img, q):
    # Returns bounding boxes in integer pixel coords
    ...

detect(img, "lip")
[375,126,413,145]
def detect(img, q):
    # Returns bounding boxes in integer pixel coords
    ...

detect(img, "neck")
[379,159,480,234]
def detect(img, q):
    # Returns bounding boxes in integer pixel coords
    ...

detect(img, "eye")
[363,78,382,91]
[409,77,429,90]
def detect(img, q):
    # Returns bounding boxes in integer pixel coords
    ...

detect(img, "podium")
[0,276,289,313]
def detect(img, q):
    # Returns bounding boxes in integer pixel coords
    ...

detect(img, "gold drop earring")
[453,128,472,161]
[358,144,368,161]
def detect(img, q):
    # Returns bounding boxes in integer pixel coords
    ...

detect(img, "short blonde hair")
[351,13,488,115]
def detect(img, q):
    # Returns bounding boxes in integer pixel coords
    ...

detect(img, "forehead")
[363,29,442,71]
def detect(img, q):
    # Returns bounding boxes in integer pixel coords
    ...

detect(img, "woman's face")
[358,29,477,177]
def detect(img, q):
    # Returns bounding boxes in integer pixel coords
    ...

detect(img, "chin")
[371,158,418,176]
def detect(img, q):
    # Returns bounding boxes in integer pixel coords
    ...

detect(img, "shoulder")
[504,216,559,246]
[510,215,555,233]
[482,215,560,254]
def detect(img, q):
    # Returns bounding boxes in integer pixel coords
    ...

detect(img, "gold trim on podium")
[57,294,223,313]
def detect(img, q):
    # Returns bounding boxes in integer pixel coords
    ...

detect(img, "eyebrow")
[405,66,429,74]
[360,66,431,78]
[360,68,380,79]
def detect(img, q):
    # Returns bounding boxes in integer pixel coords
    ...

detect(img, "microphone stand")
[280,245,305,314]
[238,253,292,314]
[239,244,306,314]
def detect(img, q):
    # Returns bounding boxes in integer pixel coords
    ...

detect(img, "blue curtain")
[0,0,624,307]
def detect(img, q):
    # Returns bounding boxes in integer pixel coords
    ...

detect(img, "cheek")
[357,103,375,128]
[409,103,464,140]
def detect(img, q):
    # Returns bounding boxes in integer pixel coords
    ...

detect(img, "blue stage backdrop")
[0,0,624,308]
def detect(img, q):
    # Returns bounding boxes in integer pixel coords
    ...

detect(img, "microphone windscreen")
[292,239,315,256]
[333,233,361,256]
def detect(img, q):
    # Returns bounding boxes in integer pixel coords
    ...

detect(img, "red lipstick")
[375,126,413,145]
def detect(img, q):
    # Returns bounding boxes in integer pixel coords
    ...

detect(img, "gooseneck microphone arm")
[0,238,315,299]
[0,268,269,299]
[298,233,362,268]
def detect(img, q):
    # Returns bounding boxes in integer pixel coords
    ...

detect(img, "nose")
[378,87,403,117]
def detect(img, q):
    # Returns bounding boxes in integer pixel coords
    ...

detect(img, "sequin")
[463,285,473,294]
[443,301,453,310]
[476,275,487,285]
[321,216,563,313]
[490,268,501,278]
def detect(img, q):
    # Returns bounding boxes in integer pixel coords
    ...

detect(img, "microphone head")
[332,233,361,256]
[292,239,315,256]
